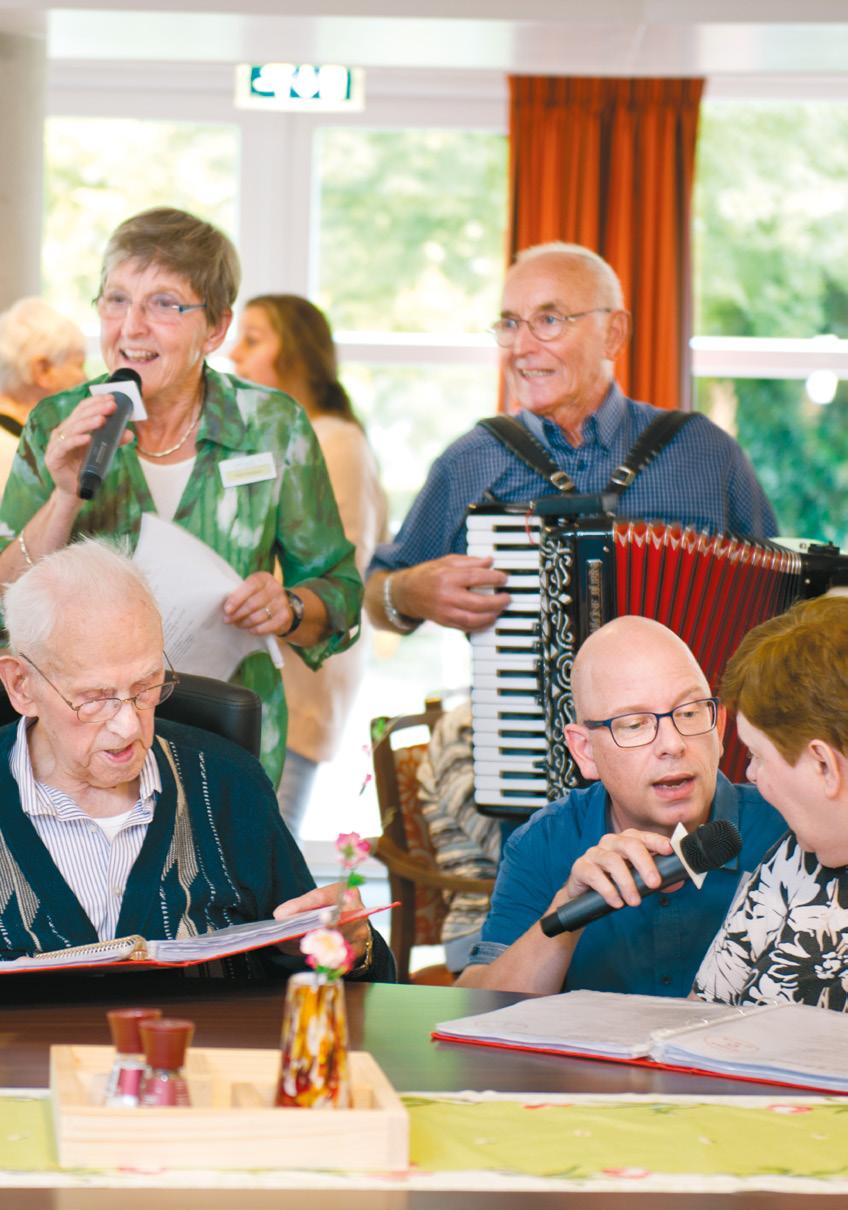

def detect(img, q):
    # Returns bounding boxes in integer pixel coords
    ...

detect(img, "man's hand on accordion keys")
[380,556,511,633]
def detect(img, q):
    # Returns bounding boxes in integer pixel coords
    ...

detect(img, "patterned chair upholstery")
[370,703,494,983]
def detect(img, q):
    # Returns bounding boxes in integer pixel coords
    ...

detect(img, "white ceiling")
[3,1,848,74]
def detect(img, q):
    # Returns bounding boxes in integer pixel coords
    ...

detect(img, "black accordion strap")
[477,415,577,494]
[478,408,695,501]
[605,410,694,496]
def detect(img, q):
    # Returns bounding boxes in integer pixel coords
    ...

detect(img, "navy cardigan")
[0,719,393,981]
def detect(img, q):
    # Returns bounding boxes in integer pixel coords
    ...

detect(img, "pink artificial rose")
[300,928,354,976]
[336,831,371,870]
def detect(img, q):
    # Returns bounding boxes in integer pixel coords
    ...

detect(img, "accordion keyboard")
[467,510,549,813]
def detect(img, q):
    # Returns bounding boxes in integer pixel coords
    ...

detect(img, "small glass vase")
[275,971,351,1108]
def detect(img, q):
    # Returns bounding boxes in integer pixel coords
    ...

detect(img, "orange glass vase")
[275,972,351,1108]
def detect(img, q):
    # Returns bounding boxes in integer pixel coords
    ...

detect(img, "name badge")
[219,452,277,488]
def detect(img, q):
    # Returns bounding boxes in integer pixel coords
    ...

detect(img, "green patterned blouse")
[0,366,362,787]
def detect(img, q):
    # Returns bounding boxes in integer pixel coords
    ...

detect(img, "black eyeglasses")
[489,307,612,348]
[583,697,720,749]
[20,652,178,723]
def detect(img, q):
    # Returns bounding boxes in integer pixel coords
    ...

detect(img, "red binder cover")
[430,1029,848,1097]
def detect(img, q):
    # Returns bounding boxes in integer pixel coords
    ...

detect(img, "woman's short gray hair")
[4,538,161,660]
[0,298,86,398]
[516,241,625,310]
[99,207,241,328]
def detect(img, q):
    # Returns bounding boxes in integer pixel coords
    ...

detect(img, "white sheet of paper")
[132,513,283,681]
[89,377,147,420]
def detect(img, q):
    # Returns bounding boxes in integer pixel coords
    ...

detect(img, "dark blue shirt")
[470,774,787,998]
[369,384,777,575]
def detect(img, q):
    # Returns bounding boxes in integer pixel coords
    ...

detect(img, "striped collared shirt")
[9,717,162,940]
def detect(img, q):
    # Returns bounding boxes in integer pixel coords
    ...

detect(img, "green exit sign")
[235,64,365,111]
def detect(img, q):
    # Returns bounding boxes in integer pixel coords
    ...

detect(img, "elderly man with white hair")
[0,298,87,490]
[365,242,777,635]
[0,539,390,980]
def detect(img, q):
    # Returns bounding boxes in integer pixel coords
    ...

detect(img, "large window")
[314,125,507,526]
[317,128,505,336]
[693,98,848,546]
[309,123,507,837]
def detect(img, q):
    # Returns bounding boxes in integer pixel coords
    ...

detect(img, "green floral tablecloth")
[408,1094,848,1181]
[1,1091,847,1192]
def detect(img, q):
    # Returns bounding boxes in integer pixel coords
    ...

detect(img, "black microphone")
[78,368,142,500]
[539,819,742,938]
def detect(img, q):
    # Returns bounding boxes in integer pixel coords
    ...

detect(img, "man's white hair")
[515,242,625,310]
[0,297,86,398]
[3,538,161,660]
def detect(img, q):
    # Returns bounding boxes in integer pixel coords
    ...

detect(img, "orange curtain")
[508,76,704,411]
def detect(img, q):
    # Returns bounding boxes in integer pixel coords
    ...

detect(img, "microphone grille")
[681,819,742,874]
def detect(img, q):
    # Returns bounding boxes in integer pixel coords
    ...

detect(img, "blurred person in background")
[0,298,87,490]
[231,294,387,835]
[0,210,361,790]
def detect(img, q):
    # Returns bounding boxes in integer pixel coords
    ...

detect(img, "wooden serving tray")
[50,1044,409,1171]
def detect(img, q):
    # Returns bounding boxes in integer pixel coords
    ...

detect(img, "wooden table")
[1,973,846,1209]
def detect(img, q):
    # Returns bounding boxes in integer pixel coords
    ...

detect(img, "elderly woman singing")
[0,208,361,788]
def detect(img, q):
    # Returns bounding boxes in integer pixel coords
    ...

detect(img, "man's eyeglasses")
[94,291,207,325]
[489,307,612,348]
[20,653,179,723]
[583,697,720,749]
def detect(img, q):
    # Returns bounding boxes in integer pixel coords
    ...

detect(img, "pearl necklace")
[136,407,201,459]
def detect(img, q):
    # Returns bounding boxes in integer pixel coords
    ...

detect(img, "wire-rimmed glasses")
[20,652,179,723]
[94,291,207,325]
[489,307,612,348]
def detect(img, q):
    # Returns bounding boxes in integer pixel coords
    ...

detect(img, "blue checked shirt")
[10,718,161,940]
[369,384,777,575]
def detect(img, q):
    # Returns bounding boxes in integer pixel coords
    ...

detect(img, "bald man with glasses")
[365,242,776,636]
[456,616,786,996]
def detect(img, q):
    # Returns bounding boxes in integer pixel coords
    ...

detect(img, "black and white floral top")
[693,832,848,1012]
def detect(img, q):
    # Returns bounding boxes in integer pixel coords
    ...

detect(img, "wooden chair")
[370,702,495,984]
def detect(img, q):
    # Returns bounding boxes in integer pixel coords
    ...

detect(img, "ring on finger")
[264,606,272,619]
[57,430,66,443]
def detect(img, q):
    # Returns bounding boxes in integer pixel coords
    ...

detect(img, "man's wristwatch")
[280,589,305,638]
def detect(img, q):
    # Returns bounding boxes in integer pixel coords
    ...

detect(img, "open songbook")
[433,990,848,1094]
[0,904,390,973]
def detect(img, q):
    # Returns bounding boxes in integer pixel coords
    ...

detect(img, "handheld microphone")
[78,368,142,500]
[539,819,742,938]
